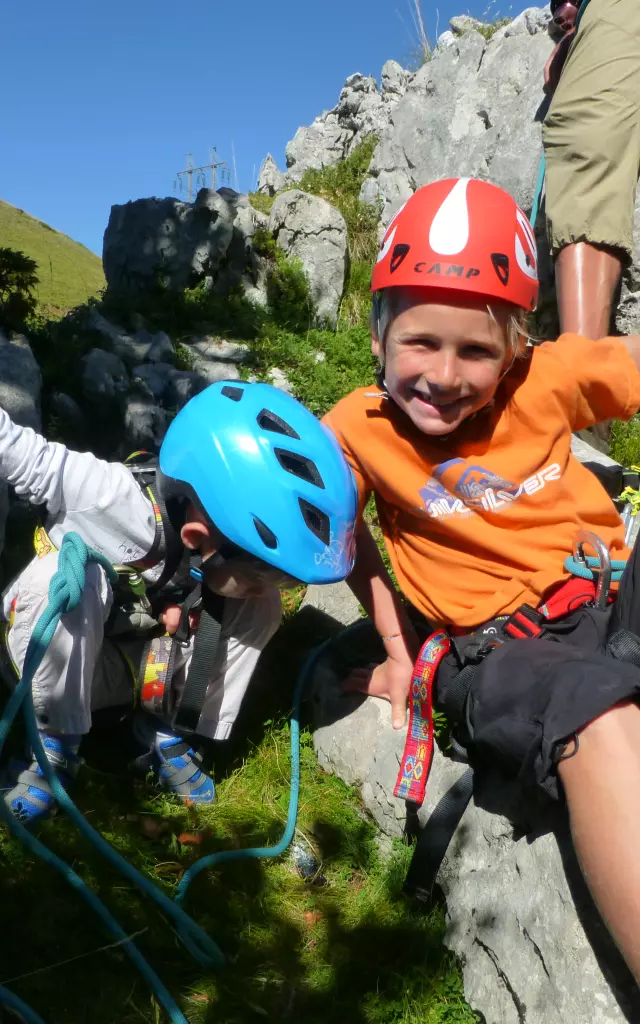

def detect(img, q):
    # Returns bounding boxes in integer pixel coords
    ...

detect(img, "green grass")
[0,200,105,316]
[0,613,479,1024]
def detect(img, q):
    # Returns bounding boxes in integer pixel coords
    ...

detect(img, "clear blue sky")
[3,0,527,257]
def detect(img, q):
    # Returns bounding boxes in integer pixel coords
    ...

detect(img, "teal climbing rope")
[564,553,626,582]
[0,531,366,1022]
[0,534,219,1023]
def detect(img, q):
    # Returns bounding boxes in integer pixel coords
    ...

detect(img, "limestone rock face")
[268,190,348,328]
[361,9,554,230]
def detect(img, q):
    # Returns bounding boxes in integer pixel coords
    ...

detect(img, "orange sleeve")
[323,397,372,523]
[535,334,640,429]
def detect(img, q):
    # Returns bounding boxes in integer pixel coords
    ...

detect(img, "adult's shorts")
[433,534,640,800]
[543,0,640,260]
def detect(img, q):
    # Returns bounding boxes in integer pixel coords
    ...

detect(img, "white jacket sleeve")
[0,407,157,564]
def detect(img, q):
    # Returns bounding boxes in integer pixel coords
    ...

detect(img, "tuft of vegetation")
[610,418,640,468]
[253,228,315,332]
[0,200,104,316]
[0,247,39,331]
[474,17,511,41]
[248,191,276,216]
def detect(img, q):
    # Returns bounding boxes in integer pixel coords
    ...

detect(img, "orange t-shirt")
[323,334,640,629]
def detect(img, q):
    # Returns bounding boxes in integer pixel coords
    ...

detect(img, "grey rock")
[81,349,129,404]
[191,358,241,387]
[257,153,286,196]
[436,29,457,49]
[505,6,552,36]
[166,370,204,408]
[189,335,250,364]
[267,367,293,394]
[123,396,167,450]
[0,331,41,430]
[338,74,388,148]
[50,391,84,430]
[131,362,175,401]
[103,188,236,295]
[301,582,362,625]
[450,14,485,33]
[82,309,153,368]
[309,605,637,1024]
[131,328,174,364]
[212,202,270,308]
[268,190,348,327]
[571,435,621,471]
[285,111,355,182]
[381,60,409,100]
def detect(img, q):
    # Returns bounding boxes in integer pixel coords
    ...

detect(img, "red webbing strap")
[394,629,450,804]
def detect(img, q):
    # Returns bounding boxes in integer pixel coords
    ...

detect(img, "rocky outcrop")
[75,314,251,453]
[103,188,269,307]
[308,580,640,1024]
[283,60,408,183]
[268,190,348,328]
[362,8,553,230]
[257,154,286,196]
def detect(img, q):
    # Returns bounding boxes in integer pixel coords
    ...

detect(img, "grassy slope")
[0,200,105,315]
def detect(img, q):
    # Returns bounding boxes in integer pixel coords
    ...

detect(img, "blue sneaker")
[154,735,216,805]
[1,734,82,825]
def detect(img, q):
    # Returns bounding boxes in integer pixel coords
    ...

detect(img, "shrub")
[0,247,39,330]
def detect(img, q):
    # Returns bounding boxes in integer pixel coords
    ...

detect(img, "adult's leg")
[555,242,622,339]
[543,0,640,339]
[558,700,640,982]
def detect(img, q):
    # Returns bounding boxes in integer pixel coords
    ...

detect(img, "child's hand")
[160,604,201,635]
[344,656,413,730]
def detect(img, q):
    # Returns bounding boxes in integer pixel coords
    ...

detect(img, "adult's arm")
[0,406,156,562]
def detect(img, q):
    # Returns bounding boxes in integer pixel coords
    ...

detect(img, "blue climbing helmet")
[157,381,358,585]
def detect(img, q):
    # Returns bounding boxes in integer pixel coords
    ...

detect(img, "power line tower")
[174,149,230,202]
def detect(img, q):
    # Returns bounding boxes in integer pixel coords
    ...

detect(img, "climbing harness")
[399,528,640,901]
[0,531,344,1022]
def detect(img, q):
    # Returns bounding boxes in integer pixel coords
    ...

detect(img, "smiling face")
[373,288,512,437]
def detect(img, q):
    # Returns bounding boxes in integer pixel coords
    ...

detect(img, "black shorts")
[427,538,640,800]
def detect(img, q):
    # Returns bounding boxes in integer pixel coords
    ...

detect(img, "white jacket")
[0,407,156,564]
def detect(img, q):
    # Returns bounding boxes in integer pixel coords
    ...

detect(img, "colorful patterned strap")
[394,629,451,805]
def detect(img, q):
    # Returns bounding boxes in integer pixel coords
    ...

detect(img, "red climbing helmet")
[371,177,539,311]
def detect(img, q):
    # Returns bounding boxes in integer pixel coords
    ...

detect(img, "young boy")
[323,177,640,982]
[0,380,357,822]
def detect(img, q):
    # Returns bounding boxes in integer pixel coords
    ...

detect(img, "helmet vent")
[257,409,300,440]
[221,385,244,401]
[299,499,330,546]
[253,516,278,549]
[274,449,325,489]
